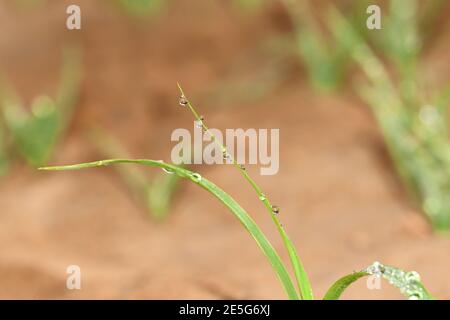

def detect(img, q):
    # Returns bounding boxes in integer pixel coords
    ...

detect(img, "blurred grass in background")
[90,128,181,220]
[0,49,80,168]
[281,0,371,91]
[114,0,166,17]
[2,0,450,232]
[318,0,450,231]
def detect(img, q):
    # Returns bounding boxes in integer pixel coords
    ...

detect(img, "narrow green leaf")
[323,272,368,300]
[177,84,313,299]
[324,263,435,300]
[40,159,300,300]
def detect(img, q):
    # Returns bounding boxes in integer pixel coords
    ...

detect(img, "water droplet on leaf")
[191,173,202,182]
[271,205,279,215]
[179,95,188,107]
[195,116,204,129]
[366,261,384,277]
[162,168,175,174]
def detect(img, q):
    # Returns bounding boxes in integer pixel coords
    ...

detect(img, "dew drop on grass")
[366,261,384,277]
[222,150,232,163]
[366,262,426,299]
[405,271,421,282]
[191,173,202,182]
[259,194,266,201]
[179,95,188,107]
[271,205,280,215]
[162,168,175,174]
[195,116,204,129]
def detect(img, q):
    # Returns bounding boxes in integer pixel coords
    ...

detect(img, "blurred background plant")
[280,0,370,92]
[90,128,182,220]
[0,48,81,169]
[0,123,8,177]
[151,0,450,231]
[205,0,450,231]
[13,0,46,9]
[323,0,450,231]
[113,0,167,18]
[1,0,450,299]
[231,0,266,12]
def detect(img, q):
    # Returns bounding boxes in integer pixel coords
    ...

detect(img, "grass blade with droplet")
[323,272,368,300]
[324,263,434,300]
[177,84,313,299]
[39,159,300,300]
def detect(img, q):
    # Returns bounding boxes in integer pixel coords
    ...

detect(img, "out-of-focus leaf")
[40,159,300,300]
[3,96,60,167]
[115,0,165,17]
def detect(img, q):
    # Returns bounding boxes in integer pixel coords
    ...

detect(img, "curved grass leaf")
[40,159,300,300]
[324,263,434,300]
[89,128,181,220]
[323,272,368,300]
[0,49,80,167]
[177,84,313,299]
[327,5,450,231]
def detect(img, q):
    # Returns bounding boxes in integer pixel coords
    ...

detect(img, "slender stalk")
[177,84,313,299]
[40,158,300,299]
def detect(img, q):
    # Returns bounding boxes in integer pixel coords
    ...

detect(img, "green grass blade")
[324,263,435,300]
[89,128,181,220]
[323,272,368,300]
[177,84,313,299]
[40,159,300,300]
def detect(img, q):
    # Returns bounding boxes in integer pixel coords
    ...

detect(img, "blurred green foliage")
[114,0,166,17]
[90,128,181,220]
[232,0,266,11]
[282,0,370,92]
[3,95,60,167]
[0,49,80,169]
[326,1,450,231]
[0,125,8,177]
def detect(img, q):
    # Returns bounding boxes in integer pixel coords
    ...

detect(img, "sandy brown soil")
[0,0,449,299]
